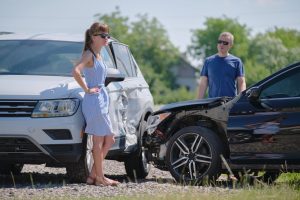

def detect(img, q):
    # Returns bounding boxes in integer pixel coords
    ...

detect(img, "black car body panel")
[146,62,300,182]
[227,62,300,165]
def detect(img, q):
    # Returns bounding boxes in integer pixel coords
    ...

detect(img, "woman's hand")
[86,87,100,94]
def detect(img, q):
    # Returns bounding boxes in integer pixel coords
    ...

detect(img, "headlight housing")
[146,112,171,134]
[32,99,80,118]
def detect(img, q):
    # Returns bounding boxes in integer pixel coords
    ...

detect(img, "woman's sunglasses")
[95,33,111,39]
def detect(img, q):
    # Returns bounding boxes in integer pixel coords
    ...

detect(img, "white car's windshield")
[0,40,82,76]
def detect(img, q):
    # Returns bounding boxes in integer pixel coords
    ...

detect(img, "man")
[197,32,246,99]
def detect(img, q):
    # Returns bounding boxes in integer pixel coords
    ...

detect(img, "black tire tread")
[66,136,88,183]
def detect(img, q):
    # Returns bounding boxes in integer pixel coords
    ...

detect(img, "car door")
[110,42,148,151]
[100,46,127,151]
[228,64,300,164]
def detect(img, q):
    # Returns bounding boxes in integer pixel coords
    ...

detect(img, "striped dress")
[81,54,113,136]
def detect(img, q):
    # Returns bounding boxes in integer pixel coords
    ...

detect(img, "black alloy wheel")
[166,126,223,185]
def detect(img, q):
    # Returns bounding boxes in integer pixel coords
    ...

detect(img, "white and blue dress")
[82,54,113,136]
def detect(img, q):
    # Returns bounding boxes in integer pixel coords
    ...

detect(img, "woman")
[72,22,119,186]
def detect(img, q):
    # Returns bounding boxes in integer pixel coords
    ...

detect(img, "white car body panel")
[0,33,154,166]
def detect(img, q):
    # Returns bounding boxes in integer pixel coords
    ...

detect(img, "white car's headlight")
[32,99,80,118]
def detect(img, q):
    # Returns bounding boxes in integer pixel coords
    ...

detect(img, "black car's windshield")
[0,40,83,76]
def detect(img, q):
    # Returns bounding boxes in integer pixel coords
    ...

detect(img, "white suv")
[0,33,154,182]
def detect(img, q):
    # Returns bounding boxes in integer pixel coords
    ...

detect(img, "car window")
[0,40,82,76]
[129,51,138,77]
[101,47,115,69]
[111,43,136,77]
[260,67,300,99]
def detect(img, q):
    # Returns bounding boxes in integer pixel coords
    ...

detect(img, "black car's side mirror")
[105,68,125,86]
[246,87,260,102]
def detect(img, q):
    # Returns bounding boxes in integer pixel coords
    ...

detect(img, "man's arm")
[198,76,208,99]
[237,76,246,94]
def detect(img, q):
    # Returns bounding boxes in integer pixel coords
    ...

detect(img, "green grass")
[277,172,300,189]
[68,173,300,200]
[278,172,300,183]
[75,184,299,200]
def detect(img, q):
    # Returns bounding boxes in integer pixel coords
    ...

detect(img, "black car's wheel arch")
[161,113,230,158]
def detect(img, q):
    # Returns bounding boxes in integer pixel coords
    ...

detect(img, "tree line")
[95,8,300,104]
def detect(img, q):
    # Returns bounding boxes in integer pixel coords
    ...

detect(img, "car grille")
[0,100,37,117]
[0,137,42,153]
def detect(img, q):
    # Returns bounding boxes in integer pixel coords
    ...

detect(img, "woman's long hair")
[83,22,109,55]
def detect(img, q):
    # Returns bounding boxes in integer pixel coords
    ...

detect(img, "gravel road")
[0,160,229,199]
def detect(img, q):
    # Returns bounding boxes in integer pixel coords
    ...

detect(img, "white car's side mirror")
[105,68,125,86]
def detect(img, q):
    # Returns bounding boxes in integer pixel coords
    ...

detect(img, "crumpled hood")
[154,97,233,114]
[0,75,81,100]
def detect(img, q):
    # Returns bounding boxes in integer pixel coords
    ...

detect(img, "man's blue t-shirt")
[200,54,244,98]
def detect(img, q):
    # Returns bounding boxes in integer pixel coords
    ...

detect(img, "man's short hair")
[219,32,234,44]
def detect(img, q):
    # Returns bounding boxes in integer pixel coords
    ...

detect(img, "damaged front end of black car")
[144,96,240,184]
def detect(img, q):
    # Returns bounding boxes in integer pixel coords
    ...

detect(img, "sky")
[0,0,299,52]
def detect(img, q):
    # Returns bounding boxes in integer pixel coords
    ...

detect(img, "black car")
[145,61,300,184]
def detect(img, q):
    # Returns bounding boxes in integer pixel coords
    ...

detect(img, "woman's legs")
[102,135,119,184]
[88,134,117,186]
[102,135,115,158]
[91,135,111,185]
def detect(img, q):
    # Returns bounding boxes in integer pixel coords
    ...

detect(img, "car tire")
[124,150,150,180]
[124,117,150,180]
[66,135,92,183]
[166,126,223,185]
[0,163,23,175]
